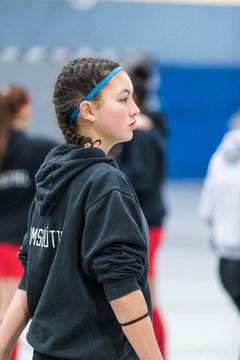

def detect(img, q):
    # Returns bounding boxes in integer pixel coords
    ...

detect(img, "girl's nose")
[131,100,140,117]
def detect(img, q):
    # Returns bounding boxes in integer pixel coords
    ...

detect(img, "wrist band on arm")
[119,312,149,327]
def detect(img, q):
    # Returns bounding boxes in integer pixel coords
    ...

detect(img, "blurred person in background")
[199,110,240,318]
[0,84,57,360]
[113,60,168,358]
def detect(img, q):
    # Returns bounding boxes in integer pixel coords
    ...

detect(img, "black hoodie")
[18,144,150,360]
[115,123,167,226]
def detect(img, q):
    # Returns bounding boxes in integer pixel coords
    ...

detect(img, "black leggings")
[219,258,240,313]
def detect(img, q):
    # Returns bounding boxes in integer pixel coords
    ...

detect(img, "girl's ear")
[79,101,95,122]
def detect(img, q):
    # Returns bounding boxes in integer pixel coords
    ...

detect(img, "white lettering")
[49,230,56,248]
[29,227,38,245]
[29,227,62,249]
[0,170,31,189]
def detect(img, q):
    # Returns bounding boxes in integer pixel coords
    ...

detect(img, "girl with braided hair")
[0,58,163,360]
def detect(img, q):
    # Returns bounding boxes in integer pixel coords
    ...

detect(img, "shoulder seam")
[85,188,135,214]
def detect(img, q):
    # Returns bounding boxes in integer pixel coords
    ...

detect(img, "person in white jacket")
[200,120,240,314]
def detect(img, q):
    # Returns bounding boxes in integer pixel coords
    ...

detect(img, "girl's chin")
[123,133,133,142]
[113,132,133,146]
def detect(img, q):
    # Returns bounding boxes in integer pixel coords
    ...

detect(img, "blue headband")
[70,66,122,122]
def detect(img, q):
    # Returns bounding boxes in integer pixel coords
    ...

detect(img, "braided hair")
[53,57,120,147]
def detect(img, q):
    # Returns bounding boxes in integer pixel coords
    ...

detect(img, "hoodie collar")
[35,144,116,216]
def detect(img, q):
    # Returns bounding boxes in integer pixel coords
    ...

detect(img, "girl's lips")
[129,120,137,130]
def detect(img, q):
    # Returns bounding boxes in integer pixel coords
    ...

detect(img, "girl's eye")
[120,98,128,103]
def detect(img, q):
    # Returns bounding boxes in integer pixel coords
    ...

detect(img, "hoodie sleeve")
[199,161,215,227]
[18,232,29,290]
[18,201,35,290]
[81,189,148,302]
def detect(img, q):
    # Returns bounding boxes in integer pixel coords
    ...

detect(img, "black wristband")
[120,312,149,327]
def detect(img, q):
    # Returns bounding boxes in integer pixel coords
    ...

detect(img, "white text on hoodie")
[29,227,62,248]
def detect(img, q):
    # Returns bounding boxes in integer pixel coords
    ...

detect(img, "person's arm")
[82,190,162,358]
[0,289,30,360]
[110,290,163,360]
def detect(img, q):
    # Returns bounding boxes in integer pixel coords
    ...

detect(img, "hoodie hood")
[35,144,115,216]
[219,129,240,163]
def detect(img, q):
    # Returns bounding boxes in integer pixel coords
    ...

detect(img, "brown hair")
[53,57,120,147]
[129,61,151,111]
[0,84,30,170]
[2,85,30,114]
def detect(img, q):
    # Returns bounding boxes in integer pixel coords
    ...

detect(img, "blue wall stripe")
[159,66,240,177]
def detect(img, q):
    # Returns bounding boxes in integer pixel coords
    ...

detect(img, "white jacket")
[200,129,240,260]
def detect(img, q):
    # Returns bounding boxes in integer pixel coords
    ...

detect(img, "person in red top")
[0,84,56,360]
